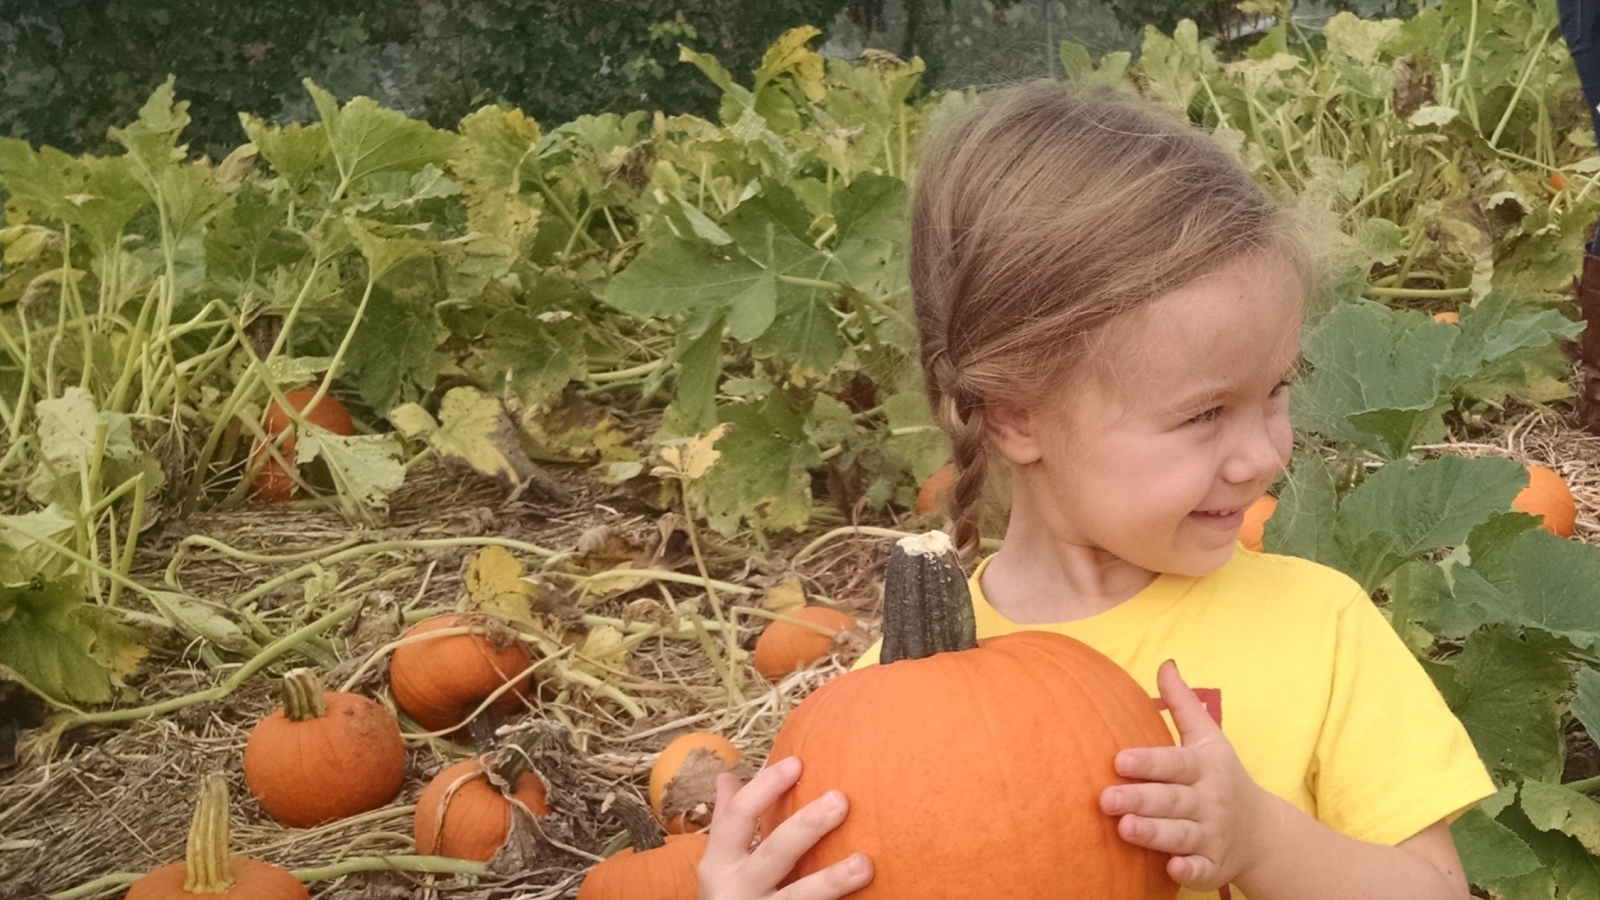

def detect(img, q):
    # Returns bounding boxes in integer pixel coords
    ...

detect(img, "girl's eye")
[1270,377,1295,397]
[1185,406,1223,426]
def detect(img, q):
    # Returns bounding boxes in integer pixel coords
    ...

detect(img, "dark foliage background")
[0,0,853,157]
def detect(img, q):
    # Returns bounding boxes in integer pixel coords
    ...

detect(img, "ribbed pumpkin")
[1238,495,1277,552]
[127,774,309,900]
[577,800,707,900]
[243,668,406,828]
[751,607,857,680]
[388,613,533,736]
[1513,464,1577,538]
[413,746,552,862]
[760,531,1178,900]
[250,389,354,503]
[648,731,741,833]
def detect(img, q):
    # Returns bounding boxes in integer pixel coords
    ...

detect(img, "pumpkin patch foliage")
[7,0,1600,896]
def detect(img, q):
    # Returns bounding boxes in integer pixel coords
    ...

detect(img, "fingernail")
[1103,788,1122,811]
[825,790,848,814]
[845,853,872,878]
[777,756,801,776]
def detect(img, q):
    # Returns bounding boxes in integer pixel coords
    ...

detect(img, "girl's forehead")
[1089,257,1306,396]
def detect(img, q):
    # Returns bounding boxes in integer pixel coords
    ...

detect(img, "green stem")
[1489,28,1549,148]
[1364,286,1472,299]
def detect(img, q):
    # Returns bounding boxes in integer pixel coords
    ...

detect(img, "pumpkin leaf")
[1520,781,1600,856]
[464,547,536,626]
[1431,627,1569,782]
[293,426,406,509]
[391,387,539,488]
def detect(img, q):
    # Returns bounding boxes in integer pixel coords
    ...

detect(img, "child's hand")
[1099,660,1275,892]
[697,756,874,900]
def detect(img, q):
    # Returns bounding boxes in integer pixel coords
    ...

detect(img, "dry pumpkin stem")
[610,798,666,853]
[658,749,741,830]
[880,531,978,664]
[185,774,235,893]
[280,668,329,720]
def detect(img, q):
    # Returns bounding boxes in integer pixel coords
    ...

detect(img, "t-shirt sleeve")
[1310,591,1497,846]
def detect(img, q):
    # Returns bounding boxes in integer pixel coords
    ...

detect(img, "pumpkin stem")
[613,798,666,852]
[280,667,328,721]
[183,774,237,893]
[485,729,544,790]
[880,531,977,664]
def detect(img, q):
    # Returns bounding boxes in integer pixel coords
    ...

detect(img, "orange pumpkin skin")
[576,832,708,900]
[761,631,1178,900]
[1514,464,1576,538]
[125,858,309,900]
[243,687,406,828]
[250,389,354,502]
[413,758,551,861]
[389,614,534,735]
[1431,310,1459,324]
[1238,495,1277,552]
[915,462,956,514]
[752,607,857,680]
[648,732,741,833]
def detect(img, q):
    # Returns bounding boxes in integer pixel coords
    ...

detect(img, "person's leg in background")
[1558,0,1600,429]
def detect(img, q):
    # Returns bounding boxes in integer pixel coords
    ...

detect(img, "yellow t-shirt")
[854,547,1495,900]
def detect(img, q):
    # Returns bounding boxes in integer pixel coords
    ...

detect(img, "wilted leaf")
[465,546,534,625]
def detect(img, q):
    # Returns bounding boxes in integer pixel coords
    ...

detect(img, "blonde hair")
[912,80,1311,559]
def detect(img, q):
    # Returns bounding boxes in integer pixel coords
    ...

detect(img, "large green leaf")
[1454,527,1600,649]
[1293,300,1457,458]
[344,276,449,412]
[1432,627,1569,782]
[1330,455,1525,593]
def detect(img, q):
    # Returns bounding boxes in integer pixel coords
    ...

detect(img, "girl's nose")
[1221,411,1289,485]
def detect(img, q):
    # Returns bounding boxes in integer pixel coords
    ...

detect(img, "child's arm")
[697,757,874,900]
[1099,661,1471,900]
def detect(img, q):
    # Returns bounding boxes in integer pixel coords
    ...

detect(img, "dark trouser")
[1559,0,1600,253]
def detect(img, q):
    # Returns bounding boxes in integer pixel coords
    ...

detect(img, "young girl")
[697,81,1495,900]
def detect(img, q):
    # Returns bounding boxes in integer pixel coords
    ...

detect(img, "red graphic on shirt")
[1151,687,1229,900]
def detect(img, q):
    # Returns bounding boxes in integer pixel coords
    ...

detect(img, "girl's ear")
[986,400,1043,466]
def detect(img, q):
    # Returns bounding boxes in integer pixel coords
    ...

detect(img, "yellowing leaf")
[396,386,539,487]
[762,577,807,614]
[294,427,406,508]
[465,546,534,624]
[572,625,630,679]
[756,26,827,102]
[653,423,732,482]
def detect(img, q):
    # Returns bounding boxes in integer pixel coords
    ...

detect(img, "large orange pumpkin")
[751,607,857,680]
[243,668,406,828]
[760,531,1178,900]
[388,613,533,736]
[414,753,551,861]
[250,389,354,502]
[127,774,309,900]
[577,800,707,900]
[1513,464,1576,538]
[648,731,741,833]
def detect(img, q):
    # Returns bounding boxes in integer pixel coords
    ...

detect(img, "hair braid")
[930,352,988,562]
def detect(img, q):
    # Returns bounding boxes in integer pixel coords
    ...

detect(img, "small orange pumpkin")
[648,731,742,833]
[250,389,354,503]
[1238,495,1277,552]
[915,462,956,514]
[388,613,533,736]
[751,607,857,680]
[243,668,406,828]
[414,745,552,862]
[577,800,708,900]
[760,532,1177,899]
[1431,310,1459,324]
[1514,464,1577,538]
[127,774,309,900]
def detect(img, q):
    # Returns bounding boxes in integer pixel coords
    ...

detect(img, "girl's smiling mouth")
[1189,507,1247,528]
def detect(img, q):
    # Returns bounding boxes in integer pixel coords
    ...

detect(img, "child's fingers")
[1116,812,1203,856]
[702,758,801,871]
[746,790,852,883]
[1114,745,1200,785]
[772,853,874,900]
[1167,853,1223,891]
[1156,660,1223,744]
[1099,782,1196,820]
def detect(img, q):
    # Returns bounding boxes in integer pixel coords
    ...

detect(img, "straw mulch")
[0,461,897,899]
